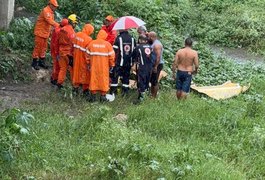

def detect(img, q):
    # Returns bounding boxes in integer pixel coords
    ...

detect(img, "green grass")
[1,81,265,179]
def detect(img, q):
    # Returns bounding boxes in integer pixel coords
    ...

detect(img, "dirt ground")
[0,81,50,113]
[0,68,52,113]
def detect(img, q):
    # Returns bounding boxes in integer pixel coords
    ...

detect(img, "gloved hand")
[68,56,74,67]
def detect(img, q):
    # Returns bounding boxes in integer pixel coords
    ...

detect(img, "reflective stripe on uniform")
[90,52,108,56]
[122,84,129,88]
[131,37,134,66]
[131,38,134,52]
[111,84,118,87]
[108,51,115,55]
[73,44,87,52]
[89,51,114,56]
[139,49,144,65]
[119,37,124,66]
[113,45,118,49]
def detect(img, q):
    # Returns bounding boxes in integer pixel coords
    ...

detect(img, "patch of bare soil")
[0,69,51,113]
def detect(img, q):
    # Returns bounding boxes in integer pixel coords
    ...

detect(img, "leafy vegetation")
[0,18,34,80]
[193,0,265,54]
[2,0,265,83]
[0,0,265,179]
[14,0,265,54]
[0,108,34,164]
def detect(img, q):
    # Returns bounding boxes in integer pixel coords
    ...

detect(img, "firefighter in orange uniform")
[101,15,117,45]
[72,24,94,96]
[31,0,60,70]
[87,30,115,102]
[57,14,78,89]
[50,18,68,85]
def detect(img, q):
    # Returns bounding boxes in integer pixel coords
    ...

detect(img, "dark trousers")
[110,66,131,94]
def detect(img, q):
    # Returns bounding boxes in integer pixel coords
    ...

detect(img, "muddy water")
[210,45,265,66]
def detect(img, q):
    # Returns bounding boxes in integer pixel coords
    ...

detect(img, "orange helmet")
[49,0,59,7]
[105,15,114,22]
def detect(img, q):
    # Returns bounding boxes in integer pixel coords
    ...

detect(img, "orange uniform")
[50,26,61,81]
[72,24,94,91]
[57,24,76,86]
[101,25,117,45]
[50,19,68,83]
[88,30,115,94]
[32,5,59,59]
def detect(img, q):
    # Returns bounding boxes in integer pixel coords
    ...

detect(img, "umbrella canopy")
[112,16,146,30]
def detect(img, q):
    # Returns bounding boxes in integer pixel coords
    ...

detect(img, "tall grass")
[1,83,264,179]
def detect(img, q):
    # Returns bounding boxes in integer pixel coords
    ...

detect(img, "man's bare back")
[175,47,199,73]
[172,38,199,99]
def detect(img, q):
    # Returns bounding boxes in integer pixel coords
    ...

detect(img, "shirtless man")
[172,38,199,99]
[148,31,164,98]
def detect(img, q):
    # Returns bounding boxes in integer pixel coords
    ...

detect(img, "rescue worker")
[72,23,94,96]
[87,30,115,102]
[57,14,78,89]
[148,31,164,98]
[110,30,136,96]
[31,0,59,70]
[50,18,69,85]
[137,26,148,44]
[101,15,116,45]
[132,35,154,101]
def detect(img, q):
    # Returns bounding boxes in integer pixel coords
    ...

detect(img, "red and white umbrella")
[112,16,146,30]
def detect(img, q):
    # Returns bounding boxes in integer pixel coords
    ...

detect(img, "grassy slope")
[1,80,265,179]
[1,1,265,179]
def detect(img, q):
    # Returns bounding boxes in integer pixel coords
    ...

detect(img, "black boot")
[100,95,109,102]
[72,87,79,96]
[138,92,145,101]
[88,94,96,102]
[133,92,145,105]
[31,58,40,70]
[122,87,129,97]
[83,90,90,100]
[50,77,57,85]
[110,86,117,95]
[57,83,64,90]
[39,58,48,69]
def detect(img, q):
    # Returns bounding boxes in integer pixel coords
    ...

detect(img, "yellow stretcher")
[191,81,250,100]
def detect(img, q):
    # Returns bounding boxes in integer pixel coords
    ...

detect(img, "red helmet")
[60,18,68,27]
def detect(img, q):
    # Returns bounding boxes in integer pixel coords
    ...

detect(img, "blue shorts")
[176,70,192,93]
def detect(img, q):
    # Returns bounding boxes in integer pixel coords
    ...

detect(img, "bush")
[0,108,34,163]
[0,18,34,51]
[6,0,265,84]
